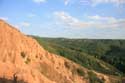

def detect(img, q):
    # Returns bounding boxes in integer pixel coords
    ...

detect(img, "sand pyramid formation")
[0,19,89,83]
[0,19,120,83]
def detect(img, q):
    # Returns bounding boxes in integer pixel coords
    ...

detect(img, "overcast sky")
[0,0,125,39]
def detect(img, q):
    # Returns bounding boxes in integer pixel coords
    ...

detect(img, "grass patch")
[88,71,105,83]
[76,68,85,77]
[64,61,71,69]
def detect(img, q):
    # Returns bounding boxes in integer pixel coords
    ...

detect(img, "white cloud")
[54,11,93,28]
[64,0,70,5]
[33,0,46,4]
[63,0,125,6]
[54,11,125,28]
[54,11,79,24]
[91,0,125,6]
[20,22,30,27]
[0,17,8,21]
[54,11,88,28]
[88,15,117,22]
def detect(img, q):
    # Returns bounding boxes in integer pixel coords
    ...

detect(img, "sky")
[0,0,125,39]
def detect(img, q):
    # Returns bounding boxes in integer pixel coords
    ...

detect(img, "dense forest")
[33,36,125,76]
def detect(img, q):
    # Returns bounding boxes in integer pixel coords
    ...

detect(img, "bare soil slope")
[0,19,121,83]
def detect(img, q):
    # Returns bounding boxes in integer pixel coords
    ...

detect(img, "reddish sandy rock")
[0,19,121,83]
[0,19,88,83]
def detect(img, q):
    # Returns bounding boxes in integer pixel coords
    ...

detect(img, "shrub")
[76,68,85,77]
[88,71,104,83]
[21,52,26,58]
[64,61,71,69]
[25,58,31,64]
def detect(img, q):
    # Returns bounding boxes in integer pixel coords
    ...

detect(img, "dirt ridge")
[0,19,121,83]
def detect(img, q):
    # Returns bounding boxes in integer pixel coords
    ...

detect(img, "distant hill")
[33,36,125,76]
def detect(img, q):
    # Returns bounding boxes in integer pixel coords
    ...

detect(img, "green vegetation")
[76,68,85,76]
[0,76,26,83]
[88,71,105,83]
[64,61,71,69]
[33,36,125,76]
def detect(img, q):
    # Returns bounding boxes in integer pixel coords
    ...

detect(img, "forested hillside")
[33,36,125,76]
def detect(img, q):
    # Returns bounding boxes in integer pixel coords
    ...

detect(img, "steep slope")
[0,19,121,83]
[33,37,122,76]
